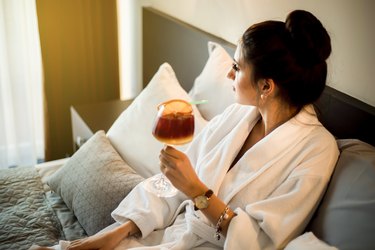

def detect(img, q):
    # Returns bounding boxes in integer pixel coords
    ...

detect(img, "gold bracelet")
[215,206,229,240]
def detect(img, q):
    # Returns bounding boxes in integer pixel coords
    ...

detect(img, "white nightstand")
[70,99,133,151]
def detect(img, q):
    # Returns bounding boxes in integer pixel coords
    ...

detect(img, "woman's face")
[227,45,260,106]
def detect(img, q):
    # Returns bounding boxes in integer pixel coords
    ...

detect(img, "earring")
[260,94,264,100]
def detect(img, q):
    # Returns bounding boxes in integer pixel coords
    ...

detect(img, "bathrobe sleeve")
[111,183,188,238]
[110,105,240,239]
[224,134,339,250]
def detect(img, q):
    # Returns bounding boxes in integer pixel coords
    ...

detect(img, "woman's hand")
[67,230,118,250]
[67,221,139,250]
[159,146,207,198]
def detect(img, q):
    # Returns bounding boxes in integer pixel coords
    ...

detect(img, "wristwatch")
[194,189,213,210]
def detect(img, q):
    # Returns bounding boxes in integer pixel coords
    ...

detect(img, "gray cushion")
[47,130,144,235]
[308,139,375,250]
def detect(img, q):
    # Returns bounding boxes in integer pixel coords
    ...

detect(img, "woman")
[37,9,339,250]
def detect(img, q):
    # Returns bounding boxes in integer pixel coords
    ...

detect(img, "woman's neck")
[258,101,298,136]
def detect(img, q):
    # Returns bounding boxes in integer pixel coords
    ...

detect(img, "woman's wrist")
[188,182,208,200]
[114,221,140,239]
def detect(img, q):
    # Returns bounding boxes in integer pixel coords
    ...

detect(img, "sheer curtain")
[0,0,44,168]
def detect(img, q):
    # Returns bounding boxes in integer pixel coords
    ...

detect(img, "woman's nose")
[227,67,234,80]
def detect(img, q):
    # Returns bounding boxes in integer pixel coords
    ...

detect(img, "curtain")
[0,0,44,168]
[36,0,119,160]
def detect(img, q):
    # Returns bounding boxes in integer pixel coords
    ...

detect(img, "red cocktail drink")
[152,99,194,145]
[144,99,195,197]
[153,113,194,145]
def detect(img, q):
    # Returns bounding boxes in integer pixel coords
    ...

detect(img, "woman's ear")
[260,79,275,99]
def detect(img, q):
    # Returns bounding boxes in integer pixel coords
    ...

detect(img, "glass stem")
[153,175,169,192]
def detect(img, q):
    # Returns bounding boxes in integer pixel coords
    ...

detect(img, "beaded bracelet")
[215,206,229,240]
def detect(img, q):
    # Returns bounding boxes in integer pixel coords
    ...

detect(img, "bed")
[1,7,374,250]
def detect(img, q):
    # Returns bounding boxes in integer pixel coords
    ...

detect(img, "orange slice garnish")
[158,99,192,115]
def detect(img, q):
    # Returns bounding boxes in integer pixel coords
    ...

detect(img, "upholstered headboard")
[142,7,375,146]
[143,7,235,91]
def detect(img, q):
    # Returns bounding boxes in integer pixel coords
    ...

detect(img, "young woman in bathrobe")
[46,10,338,250]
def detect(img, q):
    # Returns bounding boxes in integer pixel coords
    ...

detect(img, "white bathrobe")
[109,103,339,250]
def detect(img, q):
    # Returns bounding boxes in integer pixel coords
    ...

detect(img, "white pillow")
[189,41,236,120]
[107,63,208,178]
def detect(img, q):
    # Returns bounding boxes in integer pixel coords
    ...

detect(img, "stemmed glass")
[143,99,195,197]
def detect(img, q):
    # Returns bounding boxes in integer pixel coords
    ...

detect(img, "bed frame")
[142,7,375,146]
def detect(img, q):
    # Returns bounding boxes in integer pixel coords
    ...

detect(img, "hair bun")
[285,10,331,67]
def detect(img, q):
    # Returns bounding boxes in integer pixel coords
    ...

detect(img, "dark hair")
[240,10,331,109]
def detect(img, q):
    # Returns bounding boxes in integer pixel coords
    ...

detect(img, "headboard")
[142,7,375,146]
[143,7,235,91]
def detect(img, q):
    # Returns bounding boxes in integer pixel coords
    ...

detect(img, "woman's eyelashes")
[232,62,239,72]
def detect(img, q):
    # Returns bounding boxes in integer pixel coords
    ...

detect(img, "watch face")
[195,196,208,209]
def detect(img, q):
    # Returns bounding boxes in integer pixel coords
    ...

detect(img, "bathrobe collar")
[198,104,321,202]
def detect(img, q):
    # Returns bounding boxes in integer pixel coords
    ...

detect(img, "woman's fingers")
[161,145,179,158]
[159,154,173,169]
[67,238,91,250]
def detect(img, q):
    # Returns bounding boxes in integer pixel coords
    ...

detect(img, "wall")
[37,0,120,160]
[130,0,375,106]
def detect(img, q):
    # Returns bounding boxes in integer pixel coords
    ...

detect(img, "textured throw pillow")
[307,139,375,250]
[47,130,144,236]
[107,63,208,178]
[189,41,236,120]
